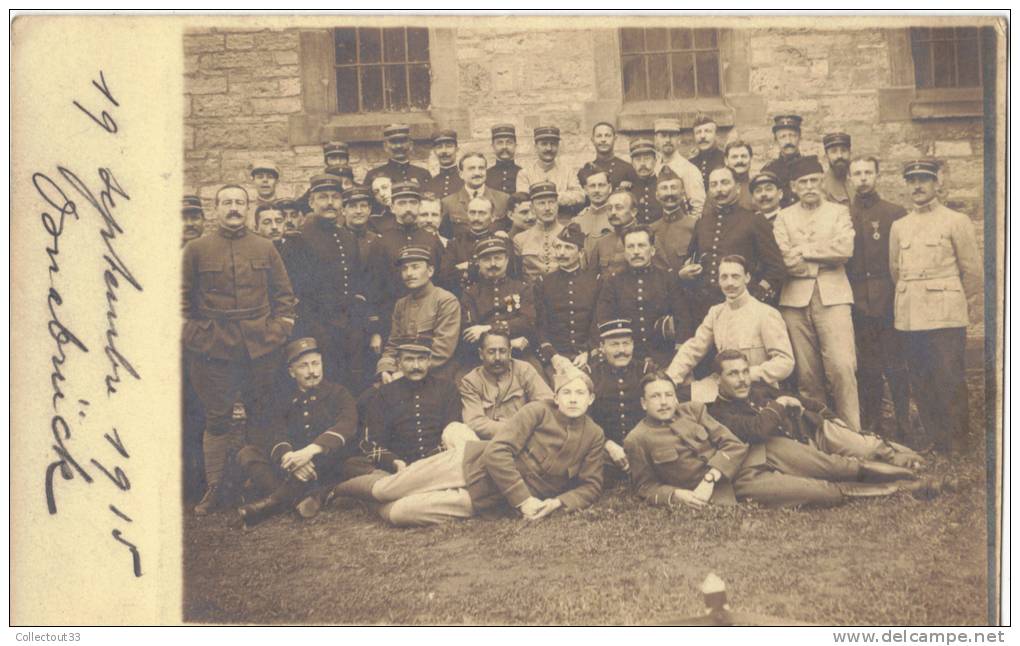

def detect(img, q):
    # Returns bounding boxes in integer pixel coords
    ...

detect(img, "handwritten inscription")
[37,71,144,577]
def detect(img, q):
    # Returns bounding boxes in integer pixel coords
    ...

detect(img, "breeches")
[188,349,280,437]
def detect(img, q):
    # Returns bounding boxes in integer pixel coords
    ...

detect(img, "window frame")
[619,27,724,103]
[331,26,433,115]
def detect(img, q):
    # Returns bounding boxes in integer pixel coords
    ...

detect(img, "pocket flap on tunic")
[651,446,680,464]
[198,258,225,272]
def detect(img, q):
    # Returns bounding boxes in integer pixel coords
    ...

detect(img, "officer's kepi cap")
[395,245,433,266]
[629,138,656,157]
[182,195,204,213]
[250,159,280,178]
[325,166,354,180]
[432,129,458,145]
[529,181,558,200]
[656,165,681,185]
[285,337,321,365]
[822,132,852,150]
[902,159,940,179]
[533,126,561,142]
[342,185,373,205]
[599,318,634,339]
[383,123,412,141]
[273,197,300,211]
[557,222,585,250]
[323,140,349,157]
[396,332,434,354]
[473,235,509,258]
[491,123,516,140]
[749,171,782,191]
[771,114,803,134]
[308,174,343,194]
[391,179,422,200]
[692,113,716,128]
[789,155,825,181]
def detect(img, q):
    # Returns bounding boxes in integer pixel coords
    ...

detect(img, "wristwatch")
[703,471,717,484]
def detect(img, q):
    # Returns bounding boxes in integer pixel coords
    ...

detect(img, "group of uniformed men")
[181,112,981,528]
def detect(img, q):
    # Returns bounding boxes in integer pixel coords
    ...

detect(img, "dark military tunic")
[847,190,910,435]
[424,165,464,200]
[630,174,663,225]
[707,383,820,446]
[273,234,313,321]
[761,152,802,208]
[437,228,493,296]
[595,264,694,367]
[345,225,381,266]
[534,266,600,361]
[462,276,536,344]
[266,380,360,464]
[300,215,366,327]
[359,375,461,470]
[689,146,725,190]
[367,223,446,319]
[581,155,638,189]
[486,159,523,195]
[368,209,397,235]
[363,158,432,190]
[686,202,786,315]
[586,355,656,445]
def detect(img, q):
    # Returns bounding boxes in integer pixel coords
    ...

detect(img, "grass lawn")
[183,383,995,626]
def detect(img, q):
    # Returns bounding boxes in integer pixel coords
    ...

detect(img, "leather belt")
[198,303,270,320]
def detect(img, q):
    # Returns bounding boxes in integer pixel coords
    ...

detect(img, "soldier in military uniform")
[688,113,725,191]
[723,140,756,211]
[486,123,523,195]
[323,140,350,172]
[625,368,928,510]
[366,180,446,327]
[595,225,694,367]
[255,202,311,325]
[581,122,637,189]
[342,185,381,261]
[325,165,356,193]
[516,126,586,213]
[368,175,397,234]
[181,195,206,501]
[649,166,696,274]
[300,175,378,391]
[363,123,432,189]
[376,246,461,384]
[627,138,663,225]
[182,184,297,514]
[773,155,861,432]
[514,181,565,281]
[534,223,600,379]
[254,202,286,242]
[249,159,282,211]
[182,194,205,246]
[461,236,537,373]
[440,152,510,238]
[438,195,505,296]
[890,159,982,453]
[845,156,911,439]
[585,319,657,481]
[506,192,536,238]
[574,164,613,237]
[822,132,855,206]
[653,118,706,218]
[424,129,464,200]
[357,334,465,473]
[761,114,804,208]
[681,165,785,322]
[416,192,449,247]
[750,171,784,229]
[276,197,306,236]
[234,338,361,527]
[585,188,640,277]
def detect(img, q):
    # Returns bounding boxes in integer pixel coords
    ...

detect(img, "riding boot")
[329,469,390,503]
[236,478,306,528]
[857,460,917,483]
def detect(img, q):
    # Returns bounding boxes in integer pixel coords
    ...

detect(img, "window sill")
[288,111,438,146]
[615,98,735,132]
[910,88,984,119]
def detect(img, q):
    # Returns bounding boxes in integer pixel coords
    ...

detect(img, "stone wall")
[184,24,991,338]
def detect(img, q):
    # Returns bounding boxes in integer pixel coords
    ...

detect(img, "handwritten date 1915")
[38,71,142,577]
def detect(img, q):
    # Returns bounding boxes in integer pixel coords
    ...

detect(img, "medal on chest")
[870,221,881,241]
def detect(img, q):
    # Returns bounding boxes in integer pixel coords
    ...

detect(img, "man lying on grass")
[624,371,941,509]
[707,349,923,469]
[330,366,605,526]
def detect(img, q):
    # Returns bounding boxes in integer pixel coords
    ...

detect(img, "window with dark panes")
[619,27,721,102]
[910,27,984,89]
[334,27,431,114]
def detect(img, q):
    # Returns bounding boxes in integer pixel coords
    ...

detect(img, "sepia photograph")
[9,11,1007,631]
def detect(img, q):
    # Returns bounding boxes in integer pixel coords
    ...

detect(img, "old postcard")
[10,13,1007,629]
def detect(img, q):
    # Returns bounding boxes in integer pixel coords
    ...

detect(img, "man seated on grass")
[234,338,360,527]
[624,371,938,509]
[353,334,469,475]
[459,324,554,440]
[331,367,605,527]
[707,350,923,469]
